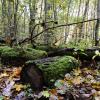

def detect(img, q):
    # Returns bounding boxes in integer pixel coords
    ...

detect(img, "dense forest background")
[0,0,100,49]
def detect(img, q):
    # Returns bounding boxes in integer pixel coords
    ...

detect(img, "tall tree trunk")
[7,0,13,46]
[64,0,72,43]
[13,0,19,42]
[24,6,26,34]
[43,0,52,46]
[44,0,48,45]
[95,0,100,46]
[78,0,89,41]
[29,0,36,44]
[1,0,7,35]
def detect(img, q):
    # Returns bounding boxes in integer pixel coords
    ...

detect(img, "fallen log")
[0,46,47,66]
[20,56,79,90]
[48,47,100,60]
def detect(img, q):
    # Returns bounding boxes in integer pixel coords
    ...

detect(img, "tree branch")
[19,18,100,44]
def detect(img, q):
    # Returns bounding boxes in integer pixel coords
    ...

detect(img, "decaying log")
[48,47,100,60]
[20,56,79,90]
[20,63,44,91]
[0,46,47,66]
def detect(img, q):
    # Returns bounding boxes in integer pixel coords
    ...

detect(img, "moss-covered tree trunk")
[20,56,79,90]
[0,46,47,66]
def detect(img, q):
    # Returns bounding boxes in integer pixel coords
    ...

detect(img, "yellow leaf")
[0,73,9,78]
[14,84,24,92]
[73,68,81,76]
[12,67,22,77]
[72,76,82,85]
[92,82,100,90]
[82,68,93,74]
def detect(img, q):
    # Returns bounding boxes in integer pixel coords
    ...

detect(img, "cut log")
[20,56,79,89]
[20,63,44,91]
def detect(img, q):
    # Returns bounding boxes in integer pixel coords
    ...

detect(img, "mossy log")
[48,47,100,60]
[20,56,79,89]
[0,46,47,66]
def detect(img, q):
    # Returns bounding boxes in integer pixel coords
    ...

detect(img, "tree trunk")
[20,56,79,89]
[95,0,100,46]
[13,0,19,44]
[1,0,7,35]
[29,0,36,44]
[48,47,100,60]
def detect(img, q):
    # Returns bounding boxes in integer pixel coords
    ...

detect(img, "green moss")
[36,45,49,51]
[22,48,47,60]
[0,46,6,55]
[0,46,47,60]
[0,46,19,57]
[37,56,79,85]
[1,46,19,57]
[23,44,33,49]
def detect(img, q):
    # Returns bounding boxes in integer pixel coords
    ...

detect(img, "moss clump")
[23,44,33,49]
[21,48,47,60]
[0,46,47,59]
[0,46,10,55]
[0,46,19,57]
[34,56,79,85]
[0,46,47,66]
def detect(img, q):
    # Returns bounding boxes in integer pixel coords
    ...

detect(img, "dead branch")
[19,18,100,45]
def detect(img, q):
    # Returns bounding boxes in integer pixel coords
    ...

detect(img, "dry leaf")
[73,68,81,76]
[49,89,57,95]
[12,67,22,77]
[14,84,24,92]
[72,76,82,85]
[0,73,9,78]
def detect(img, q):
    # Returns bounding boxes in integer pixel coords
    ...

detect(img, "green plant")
[67,39,93,49]
[92,50,100,59]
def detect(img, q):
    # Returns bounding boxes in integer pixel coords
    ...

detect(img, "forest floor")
[0,65,100,100]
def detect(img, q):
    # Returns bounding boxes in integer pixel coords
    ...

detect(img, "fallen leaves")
[12,67,22,77]
[41,91,50,98]
[49,67,100,100]
[14,84,25,92]
[0,67,27,99]
[0,66,99,100]
[0,72,9,78]
[3,80,15,96]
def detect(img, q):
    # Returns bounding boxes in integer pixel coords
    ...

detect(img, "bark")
[94,0,100,46]
[43,0,52,46]
[1,0,7,35]
[78,0,89,40]
[64,0,72,43]
[13,0,19,40]
[29,0,36,44]
[20,63,44,91]
[20,56,79,89]
[48,47,100,60]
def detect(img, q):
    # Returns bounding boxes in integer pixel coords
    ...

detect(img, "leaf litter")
[0,66,99,100]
